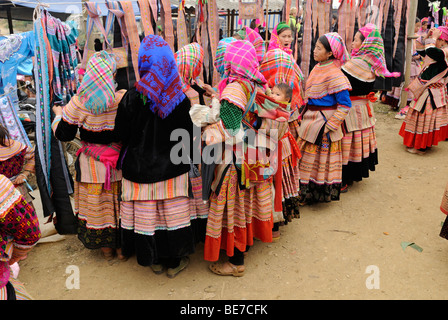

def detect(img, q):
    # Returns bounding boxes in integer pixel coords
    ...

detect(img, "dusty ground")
[15,102,448,301]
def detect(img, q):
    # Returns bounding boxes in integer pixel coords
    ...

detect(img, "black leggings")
[228,246,250,266]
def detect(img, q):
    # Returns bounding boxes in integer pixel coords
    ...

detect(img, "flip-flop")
[209,262,245,277]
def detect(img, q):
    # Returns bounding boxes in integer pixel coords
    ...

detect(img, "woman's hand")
[12,173,27,185]
[52,105,63,117]
[323,126,330,134]
[202,84,216,97]
[430,27,442,40]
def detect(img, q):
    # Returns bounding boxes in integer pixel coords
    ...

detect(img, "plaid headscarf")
[324,32,349,65]
[439,26,448,42]
[218,40,267,97]
[135,35,186,119]
[268,22,293,55]
[259,48,304,110]
[351,24,400,78]
[215,37,237,78]
[175,42,204,91]
[78,51,117,115]
[236,26,266,63]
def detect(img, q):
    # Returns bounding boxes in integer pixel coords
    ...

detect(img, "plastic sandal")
[209,262,245,277]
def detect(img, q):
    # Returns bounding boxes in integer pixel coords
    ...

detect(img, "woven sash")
[138,0,154,36]
[160,0,175,52]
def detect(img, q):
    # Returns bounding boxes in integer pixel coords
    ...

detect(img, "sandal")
[100,248,115,261]
[116,248,128,261]
[167,257,190,278]
[209,262,245,277]
[340,184,349,193]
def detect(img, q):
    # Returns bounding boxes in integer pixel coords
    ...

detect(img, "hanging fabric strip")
[300,0,313,79]
[207,0,220,87]
[337,0,347,45]
[312,0,319,38]
[393,0,404,57]
[346,0,357,50]
[177,5,189,50]
[106,0,128,47]
[160,0,176,52]
[120,1,140,81]
[33,7,53,193]
[317,0,325,39]
[138,0,153,36]
[148,0,158,23]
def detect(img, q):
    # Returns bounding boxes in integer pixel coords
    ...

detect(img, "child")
[270,83,293,106]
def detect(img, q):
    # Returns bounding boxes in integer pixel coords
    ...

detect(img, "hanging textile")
[238,0,264,26]
[160,0,176,52]
[0,31,35,111]
[177,0,190,50]
[138,0,154,36]
[0,95,30,148]
[120,1,141,82]
[33,6,78,233]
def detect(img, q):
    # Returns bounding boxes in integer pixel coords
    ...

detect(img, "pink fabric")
[76,142,121,190]
[268,23,293,56]
[218,40,267,97]
[324,32,349,64]
[359,23,376,39]
[244,26,266,63]
[439,26,448,42]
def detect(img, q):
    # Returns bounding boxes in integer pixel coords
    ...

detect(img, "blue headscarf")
[135,35,186,119]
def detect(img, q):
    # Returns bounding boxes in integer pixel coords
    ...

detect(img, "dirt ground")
[15,102,448,300]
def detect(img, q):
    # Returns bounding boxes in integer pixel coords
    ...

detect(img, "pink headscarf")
[438,26,448,42]
[324,32,349,65]
[218,40,267,97]
[358,23,376,39]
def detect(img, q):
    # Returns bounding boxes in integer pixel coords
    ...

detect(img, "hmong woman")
[52,51,125,261]
[115,35,195,278]
[340,23,400,191]
[203,40,272,277]
[298,33,352,204]
[0,174,40,300]
[259,48,304,236]
[268,22,294,56]
[0,124,35,206]
[399,26,448,154]
[174,42,213,243]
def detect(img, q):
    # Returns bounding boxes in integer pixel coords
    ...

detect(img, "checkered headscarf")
[175,42,204,91]
[78,51,117,115]
[218,40,266,96]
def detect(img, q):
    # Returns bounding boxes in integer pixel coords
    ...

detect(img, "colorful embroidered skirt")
[204,165,273,262]
[120,196,195,266]
[298,136,342,203]
[74,181,121,249]
[341,126,378,184]
[399,101,448,149]
[281,139,301,222]
[0,278,33,300]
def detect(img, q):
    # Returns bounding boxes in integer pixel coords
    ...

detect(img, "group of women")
[49,20,406,279]
[4,17,448,299]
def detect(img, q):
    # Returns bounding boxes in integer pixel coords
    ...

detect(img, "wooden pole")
[399,0,419,109]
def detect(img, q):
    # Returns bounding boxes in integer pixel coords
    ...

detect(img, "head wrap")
[268,22,293,55]
[215,37,237,78]
[175,42,204,91]
[323,32,349,64]
[438,26,448,42]
[218,40,266,97]
[358,23,376,39]
[78,50,117,115]
[350,24,401,78]
[259,48,304,110]
[236,26,266,63]
[135,35,186,119]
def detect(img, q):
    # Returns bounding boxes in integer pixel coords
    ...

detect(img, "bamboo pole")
[265,0,269,43]
[398,0,418,109]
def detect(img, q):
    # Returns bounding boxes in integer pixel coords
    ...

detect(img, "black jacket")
[115,87,196,184]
